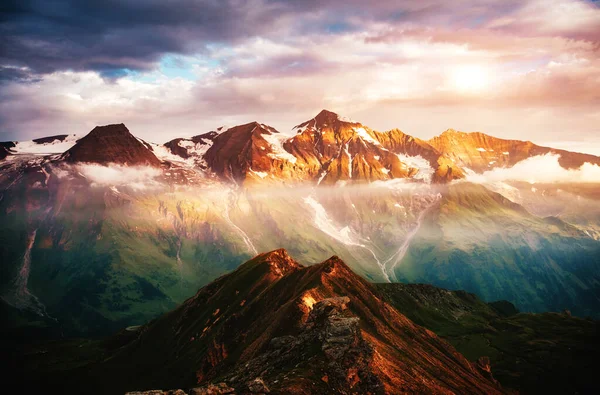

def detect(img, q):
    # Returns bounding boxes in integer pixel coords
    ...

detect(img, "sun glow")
[452,65,489,92]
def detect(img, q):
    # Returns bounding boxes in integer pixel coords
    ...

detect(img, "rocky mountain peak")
[255,248,302,277]
[315,109,347,125]
[63,123,161,166]
[88,123,127,137]
[293,109,357,132]
[201,121,297,182]
[318,255,353,277]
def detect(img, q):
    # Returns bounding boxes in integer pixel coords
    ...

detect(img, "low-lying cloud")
[75,163,162,190]
[464,154,600,184]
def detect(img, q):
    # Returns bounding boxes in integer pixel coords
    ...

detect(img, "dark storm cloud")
[0,66,40,83]
[0,0,320,78]
[0,0,529,80]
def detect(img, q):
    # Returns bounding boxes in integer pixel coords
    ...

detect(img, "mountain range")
[1,109,599,342]
[4,109,599,185]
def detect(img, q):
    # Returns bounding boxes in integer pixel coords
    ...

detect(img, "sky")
[1,0,599,154]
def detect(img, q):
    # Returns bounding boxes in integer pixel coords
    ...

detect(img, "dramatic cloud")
[1,0,599,154]
[0,0,309,77]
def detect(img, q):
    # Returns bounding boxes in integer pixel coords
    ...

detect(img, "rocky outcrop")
[125,390,187,395]
[190,383,236,394]
[204,296,383,394]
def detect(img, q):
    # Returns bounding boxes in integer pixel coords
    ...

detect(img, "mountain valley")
[1,110,599,340]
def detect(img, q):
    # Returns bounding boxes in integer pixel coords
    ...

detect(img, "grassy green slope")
[1,173,252,337]
[394,183,600,317]
[377,283,600,395]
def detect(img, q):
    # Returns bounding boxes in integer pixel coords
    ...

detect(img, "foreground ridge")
[110,249,502,395]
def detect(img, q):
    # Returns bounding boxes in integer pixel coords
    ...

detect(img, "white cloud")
[464,154,600,184]
[75,163,162,189]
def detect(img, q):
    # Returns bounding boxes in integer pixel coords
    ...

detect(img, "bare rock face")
[63,123,161,166]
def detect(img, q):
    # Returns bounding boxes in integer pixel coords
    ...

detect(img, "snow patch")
[304,196,361,246]
[303,194,392,283]
[317,170,328,185]
[151,138,214,168]
[10,134,78,155]
[354,127,380,146]
[178,140,195,149]
[262,132,297,164]
[249,168,268,179]
[484,182,522,203]
[396,154,434,183]
[150,143,196,167]
[337,114,356,123]
[476,148,487,152]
